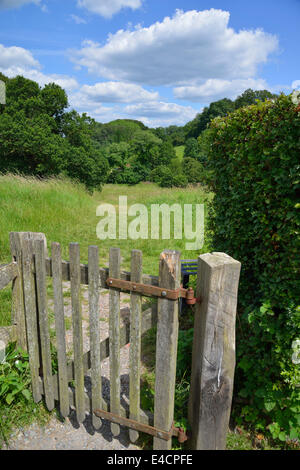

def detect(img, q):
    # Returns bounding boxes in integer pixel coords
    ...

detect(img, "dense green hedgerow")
[206,93,300,442]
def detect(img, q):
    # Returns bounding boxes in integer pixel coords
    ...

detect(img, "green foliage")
[0,343,31,405]
[104,142,130,168]
[183,137,199,159]
[150,165,188,188]
[0,74,108,190]
[108,162,150,185]
[0,342,51,447]
[184,98,235,139]
[176,328,194,379]
[197,128,212,165]
[234,88,278,110]
[129,130,162,168]
[183,157,205,184]
[206,93,300,443]
[93,119,148,145]
[183,89,278,142]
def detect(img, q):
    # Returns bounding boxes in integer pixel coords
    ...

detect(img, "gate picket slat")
[109,247,121,436]
[70,243,85,424]
[34,239,54,411]
[129,250,143,443]
[153,250,181,450]
[21,236,42,403]
[88,245,102,429]
[52,242,69,418]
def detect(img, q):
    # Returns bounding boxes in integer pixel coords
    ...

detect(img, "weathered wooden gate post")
[153,250,181,450]
[188,252,241,450]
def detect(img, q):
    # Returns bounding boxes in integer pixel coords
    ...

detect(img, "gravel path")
[4,281,149,451]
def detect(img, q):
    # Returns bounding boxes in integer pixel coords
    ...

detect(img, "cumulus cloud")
[0,0,42,9]
[77,0,142,18]
[124,101,197,124]
[68,88,198,127]
[0,44,78,91]
[174,78,269,102]
[76,81,159,103]
[0,44,40,70]
[71,9,278,86]
[292,80,300,90]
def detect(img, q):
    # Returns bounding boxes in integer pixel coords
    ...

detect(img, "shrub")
[108,162,149,185]
[151,166,188,187]
[183,157,205,184]
[206,93,300,442]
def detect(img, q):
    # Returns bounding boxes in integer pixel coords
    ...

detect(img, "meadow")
[0,174,212,325]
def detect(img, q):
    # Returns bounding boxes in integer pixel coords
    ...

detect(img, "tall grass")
[0,173,212,324]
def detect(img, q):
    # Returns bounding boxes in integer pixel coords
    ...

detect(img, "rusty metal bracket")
[106,277,201,305]
[93,409,188,443]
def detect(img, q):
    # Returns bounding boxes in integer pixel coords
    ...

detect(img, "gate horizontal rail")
[2,231,241,451]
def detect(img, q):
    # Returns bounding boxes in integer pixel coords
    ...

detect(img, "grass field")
[175,145,185,160]
[0,174,212,325]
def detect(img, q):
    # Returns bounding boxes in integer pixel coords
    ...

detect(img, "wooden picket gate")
[0,231,241,450]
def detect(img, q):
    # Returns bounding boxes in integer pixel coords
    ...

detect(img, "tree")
[130,130,162,169]
[0,74,109,190]
[150,166,187,188]
[159,139,176,166]
[40,83,68,120]
[184,98,235,139]
[105,142,130,169]
[234,88,277,109]
[184,137,200,159]
[197,128,212,165]
[183,158,205,183]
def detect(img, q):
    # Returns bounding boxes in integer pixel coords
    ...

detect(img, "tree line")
[0,72,277,190]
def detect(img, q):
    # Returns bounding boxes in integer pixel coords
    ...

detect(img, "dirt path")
[4,282,149,450]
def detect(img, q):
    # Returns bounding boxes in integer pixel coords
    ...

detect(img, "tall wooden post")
[153,250,180,450]
[188,252,241,450]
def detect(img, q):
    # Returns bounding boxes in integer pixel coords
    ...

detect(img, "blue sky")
[0,0,299,127]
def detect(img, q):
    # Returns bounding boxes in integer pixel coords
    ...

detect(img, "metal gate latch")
[106,277,201,305]
[94,409,188,443]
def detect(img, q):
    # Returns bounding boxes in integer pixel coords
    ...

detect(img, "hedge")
[206,93,300,442]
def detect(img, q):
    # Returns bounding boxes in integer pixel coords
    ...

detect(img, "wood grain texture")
[10,232,47,351]
[129,250,143,443]
[188,252,241,450]
[20,235,42,403]
[0,262,18,290]
[88,245,102,429]
[9,233,27,350]
[108,247,121,436]
[153,250,180,450]
[70,243,85,423]
[52,242,69,418]
[34,239,54,411]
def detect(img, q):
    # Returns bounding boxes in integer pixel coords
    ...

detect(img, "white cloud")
[77,81,159,103]
[0,44,78,92]
[68,88,198,127]
[71,9,278,86]
[292,80,300,90]
[0,44,40,70]
[124,101,198,125]
[77,0,142,18]
[0,0,42,9]
[70,14,87,25]
[2,66,79,91]
[174,78,269,102]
